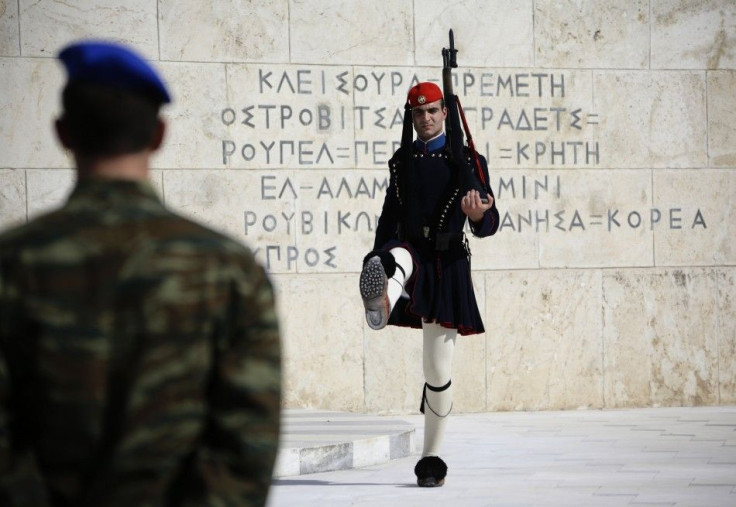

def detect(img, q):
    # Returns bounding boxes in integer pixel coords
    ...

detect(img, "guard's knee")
[389,247,412,272]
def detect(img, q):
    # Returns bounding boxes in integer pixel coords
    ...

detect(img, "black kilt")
[381,238,484,336]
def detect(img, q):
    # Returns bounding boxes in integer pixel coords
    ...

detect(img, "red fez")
[407,82,443,107]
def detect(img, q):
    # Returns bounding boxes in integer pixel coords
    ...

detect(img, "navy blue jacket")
[374,133,498,252]
[371,133,499,335]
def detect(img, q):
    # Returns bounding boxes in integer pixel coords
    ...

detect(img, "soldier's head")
[408,82,446,142]
[55,41,171,162]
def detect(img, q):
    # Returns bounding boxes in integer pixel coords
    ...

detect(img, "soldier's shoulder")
[0,208,68,250]
[463,146,487,164]
[389,146,407,168]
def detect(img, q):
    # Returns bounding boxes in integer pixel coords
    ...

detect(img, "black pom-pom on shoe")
[414,456,447,487]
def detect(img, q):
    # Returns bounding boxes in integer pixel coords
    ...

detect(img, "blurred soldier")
[359,82,498,487]
[0,41,281,506]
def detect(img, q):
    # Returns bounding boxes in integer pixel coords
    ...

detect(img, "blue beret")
[58,41,171,104]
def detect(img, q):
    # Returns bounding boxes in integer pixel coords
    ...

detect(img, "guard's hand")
[461,190,494,223]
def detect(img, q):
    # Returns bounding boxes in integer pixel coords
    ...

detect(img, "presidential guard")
[0,41,281,506]
[359,81,499,487]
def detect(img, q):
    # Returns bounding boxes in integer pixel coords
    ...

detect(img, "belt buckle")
[423,226,430,238]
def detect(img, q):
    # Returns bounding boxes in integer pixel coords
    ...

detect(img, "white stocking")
[387,247,413,310]
[421,322,457,457]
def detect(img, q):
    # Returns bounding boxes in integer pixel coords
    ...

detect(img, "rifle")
[441,29,488,202]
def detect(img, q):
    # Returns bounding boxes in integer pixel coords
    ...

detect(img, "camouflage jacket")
[0,179,281,506]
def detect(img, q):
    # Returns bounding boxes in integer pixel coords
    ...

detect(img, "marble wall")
[1,0,734,413]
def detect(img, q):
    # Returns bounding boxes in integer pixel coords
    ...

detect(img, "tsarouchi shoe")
[359,255,390,330]
[414,456,447,487]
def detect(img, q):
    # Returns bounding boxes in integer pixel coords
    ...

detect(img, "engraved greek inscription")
[498,207,706,233]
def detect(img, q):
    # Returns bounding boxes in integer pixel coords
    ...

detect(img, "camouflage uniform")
[0,178,282,506]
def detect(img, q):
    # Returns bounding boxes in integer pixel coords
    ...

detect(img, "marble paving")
[269,406,736,506]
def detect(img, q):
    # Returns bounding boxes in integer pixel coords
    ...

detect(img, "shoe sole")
[359,256,390,330]
[417,477,445,487]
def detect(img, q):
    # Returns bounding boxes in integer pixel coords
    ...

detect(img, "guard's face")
[411,100,447,142]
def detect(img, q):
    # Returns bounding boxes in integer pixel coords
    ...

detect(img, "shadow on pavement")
[272,479,415,488]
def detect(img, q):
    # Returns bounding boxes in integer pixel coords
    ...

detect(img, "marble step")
[273,409,416,477]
